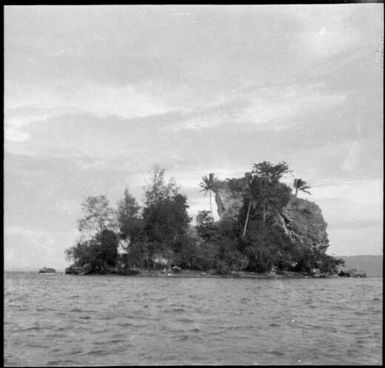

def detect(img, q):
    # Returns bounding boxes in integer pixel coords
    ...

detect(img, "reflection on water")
[4,272,382,366]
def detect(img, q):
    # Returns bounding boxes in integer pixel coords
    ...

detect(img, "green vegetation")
[65,161,344,276]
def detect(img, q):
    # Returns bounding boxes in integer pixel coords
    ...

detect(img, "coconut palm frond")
[300,185,311,190]
[294,178,312,196]
[200,173,220,214]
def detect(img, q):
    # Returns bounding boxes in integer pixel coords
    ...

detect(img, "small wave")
[177,334,190,341]
[270,323,280,327]
[46,360,78,365]
[120,322,136,328]
[15,306,28,311]
[223,325,244,331]
[161,354,179,361]
[49,347,63,353]
[92,329,110,334]
[70,308,83,312]
[79,316,91,320]
[86,349,110,356]
[178,318,195,323]
[171,308,185,312]
[23,326,41,332]
[107,339,126,344]
[28,343,51,348]
[162,307,185,313]
[354,311,367,316]
[269,350,285,357]
[154,297,168,302]
[70,348,83,354]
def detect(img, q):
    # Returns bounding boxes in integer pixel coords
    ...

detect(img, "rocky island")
[65,162,348,278]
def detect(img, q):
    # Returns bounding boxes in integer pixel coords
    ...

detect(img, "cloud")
[341,141,362,172]
[310,179,383,243]
[3,5,383,270]
[298,25,361,59]
[4,226,76,270]
[4,82,174,145]
[234,86,347,127]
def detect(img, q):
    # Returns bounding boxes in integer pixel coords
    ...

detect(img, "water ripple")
[4,273,382,366]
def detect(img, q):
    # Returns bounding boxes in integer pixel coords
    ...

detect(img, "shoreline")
[5,269,373,278]
[70,269,341,279]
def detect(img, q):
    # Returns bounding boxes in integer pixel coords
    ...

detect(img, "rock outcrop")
[214,179,329,253]
[65,265,82,275]
[338,268,367,278]
[65,263,140,276]
[81,263,93,275]
[214,179,245,219]
[278,197,329,252]
[38,267,56,273]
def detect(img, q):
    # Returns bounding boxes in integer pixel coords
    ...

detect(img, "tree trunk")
[209,190,212,214]
[242,201,252,238]
[215,191,226,218]
[263,203,266,227]
[295,188,298,197]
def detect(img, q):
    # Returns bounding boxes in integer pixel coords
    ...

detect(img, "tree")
[143,193,190,246]
[65,240,94,266]
[144,167,178,207]
[293,178,311,197]
[142,168,191,266]
[77,195,117,239]
[252,161,291,183]
[196,210,215,240]
[65,229,119,272]
[242,161,291,238]
[93,229,119,268]
[117,188,142,242]
[199,173,220,215]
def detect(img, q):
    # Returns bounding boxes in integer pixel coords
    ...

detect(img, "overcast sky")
[4,5,383,270]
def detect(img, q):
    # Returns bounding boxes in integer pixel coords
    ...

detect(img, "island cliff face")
[214,180,329,253]
[279,197,329,252]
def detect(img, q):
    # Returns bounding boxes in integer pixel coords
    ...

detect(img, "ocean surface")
[4,272,382,366]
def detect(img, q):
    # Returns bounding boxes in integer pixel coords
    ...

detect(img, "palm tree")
[293,178,311,197]
[199,173,219,214]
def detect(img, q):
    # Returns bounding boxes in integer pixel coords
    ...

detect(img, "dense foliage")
[65,162,344,275]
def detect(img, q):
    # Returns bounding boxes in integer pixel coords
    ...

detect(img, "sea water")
[4,272,382,366]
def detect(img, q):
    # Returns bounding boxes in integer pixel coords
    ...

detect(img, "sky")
[4,5,383,271]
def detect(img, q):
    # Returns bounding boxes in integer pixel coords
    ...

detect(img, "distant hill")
[339,255,383,277]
